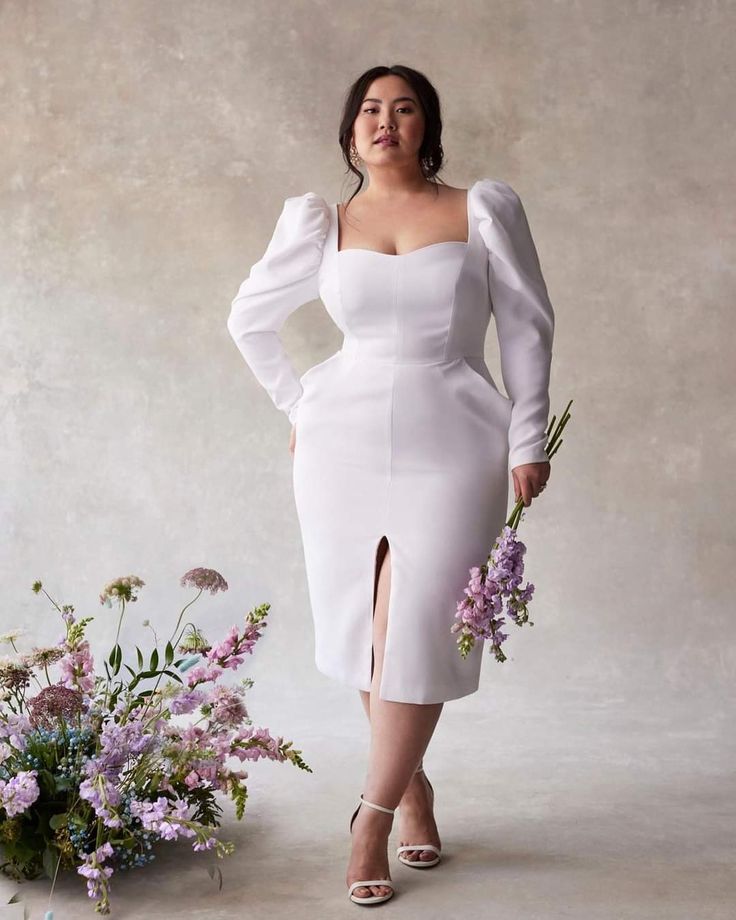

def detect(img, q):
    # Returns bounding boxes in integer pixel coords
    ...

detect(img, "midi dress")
[226,178,555,704]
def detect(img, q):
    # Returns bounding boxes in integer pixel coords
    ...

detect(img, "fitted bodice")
[319,204,493,366]
[227,177,555,470]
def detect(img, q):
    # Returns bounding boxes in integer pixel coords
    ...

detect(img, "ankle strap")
[359,795,395,815]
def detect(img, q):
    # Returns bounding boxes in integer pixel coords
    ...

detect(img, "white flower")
[0,629,26,645]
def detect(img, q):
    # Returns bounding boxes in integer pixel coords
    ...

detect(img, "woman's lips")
[376,138,398,146]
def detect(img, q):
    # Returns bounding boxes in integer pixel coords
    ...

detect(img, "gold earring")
[349,142,362,166]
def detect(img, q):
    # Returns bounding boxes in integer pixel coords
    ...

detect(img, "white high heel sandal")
[396,766,442,868]
[347,795,396,905]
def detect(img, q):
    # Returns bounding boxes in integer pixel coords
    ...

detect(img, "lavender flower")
[209,686,248,726]
[169,688,208,715]
[0,712,32,751]
[1,570,311,915]
[452,524,535,662]
[58,639,96,694]
[77,842,115,910]
[0,769,40,817]
[129,796,196,841]
[452,397,572,662]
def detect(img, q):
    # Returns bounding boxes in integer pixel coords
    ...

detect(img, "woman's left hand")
[511,461,550,507]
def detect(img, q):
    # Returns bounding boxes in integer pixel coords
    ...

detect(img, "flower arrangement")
[452,399,573,661]
[0,569,311,915]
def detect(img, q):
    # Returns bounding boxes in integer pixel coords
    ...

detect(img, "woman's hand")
[511,461,550,507]
[289,424,296,456]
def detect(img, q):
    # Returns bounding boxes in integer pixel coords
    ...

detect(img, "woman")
[226,64,554,906]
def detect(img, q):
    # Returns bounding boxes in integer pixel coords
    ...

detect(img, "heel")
[348,795,396,905]
[396,770,442,869]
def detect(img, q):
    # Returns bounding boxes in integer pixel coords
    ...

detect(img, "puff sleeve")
[474,179,555,470]
[226,192,330,425]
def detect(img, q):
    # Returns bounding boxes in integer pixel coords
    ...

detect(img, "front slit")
[370,535,390,684]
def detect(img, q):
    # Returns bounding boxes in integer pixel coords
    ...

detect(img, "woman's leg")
[358,688,442,864]
[347,537,444,899]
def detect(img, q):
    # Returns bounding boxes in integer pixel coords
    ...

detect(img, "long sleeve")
[474,179,555,470]
[226,191,330,425]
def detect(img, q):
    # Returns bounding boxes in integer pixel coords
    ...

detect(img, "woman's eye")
[362,107,413,114]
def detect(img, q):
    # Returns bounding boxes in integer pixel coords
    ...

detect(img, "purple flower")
[185,663,223,687]
[0,769,40,817]
[170,688,208,714]
[230,726,287,764]
[453,525,536,660]
[180,568,228,595]
[129,796,196,841]
[58,639,96,693]
[210,686,248,726]
[77,842,115,906]
[193,835,218,852]
[0,712,32,751]
[27,684,85,729]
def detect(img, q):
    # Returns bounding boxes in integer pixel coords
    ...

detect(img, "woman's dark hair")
[338,64,446,207]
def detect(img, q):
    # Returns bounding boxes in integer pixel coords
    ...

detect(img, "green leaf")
[48,813,67,830]
[109,837,136,849]
[149,648,159,671]
[41,846,57,880]
[136,646,144,669]
[164,641,174,666]
[206,864,224,890]
[36,769,56,795]
[135,669,158,680]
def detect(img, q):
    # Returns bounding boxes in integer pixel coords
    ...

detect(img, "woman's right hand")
[289,424,296,456]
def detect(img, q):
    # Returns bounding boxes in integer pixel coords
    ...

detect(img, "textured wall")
[2,0,734,732]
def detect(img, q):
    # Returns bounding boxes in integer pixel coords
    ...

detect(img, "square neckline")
[334,180,478,258]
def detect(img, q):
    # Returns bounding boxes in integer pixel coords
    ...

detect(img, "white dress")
[227,178,554,704]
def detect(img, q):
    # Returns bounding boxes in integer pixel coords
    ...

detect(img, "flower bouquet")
[452,399,573,661]
[0,569,311,915]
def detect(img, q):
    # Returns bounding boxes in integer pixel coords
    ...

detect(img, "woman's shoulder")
[279,190,331,223]
[269,191,331,250]
[470,177,524,217]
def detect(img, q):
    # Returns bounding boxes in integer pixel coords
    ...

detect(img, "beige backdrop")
[2,2,733,918]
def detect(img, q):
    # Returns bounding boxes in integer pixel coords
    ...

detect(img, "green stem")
[135,592,204,723]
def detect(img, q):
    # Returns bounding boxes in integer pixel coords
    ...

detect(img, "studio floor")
[2,686,732,920]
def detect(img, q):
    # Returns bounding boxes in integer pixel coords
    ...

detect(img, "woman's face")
[351,75,426,169]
